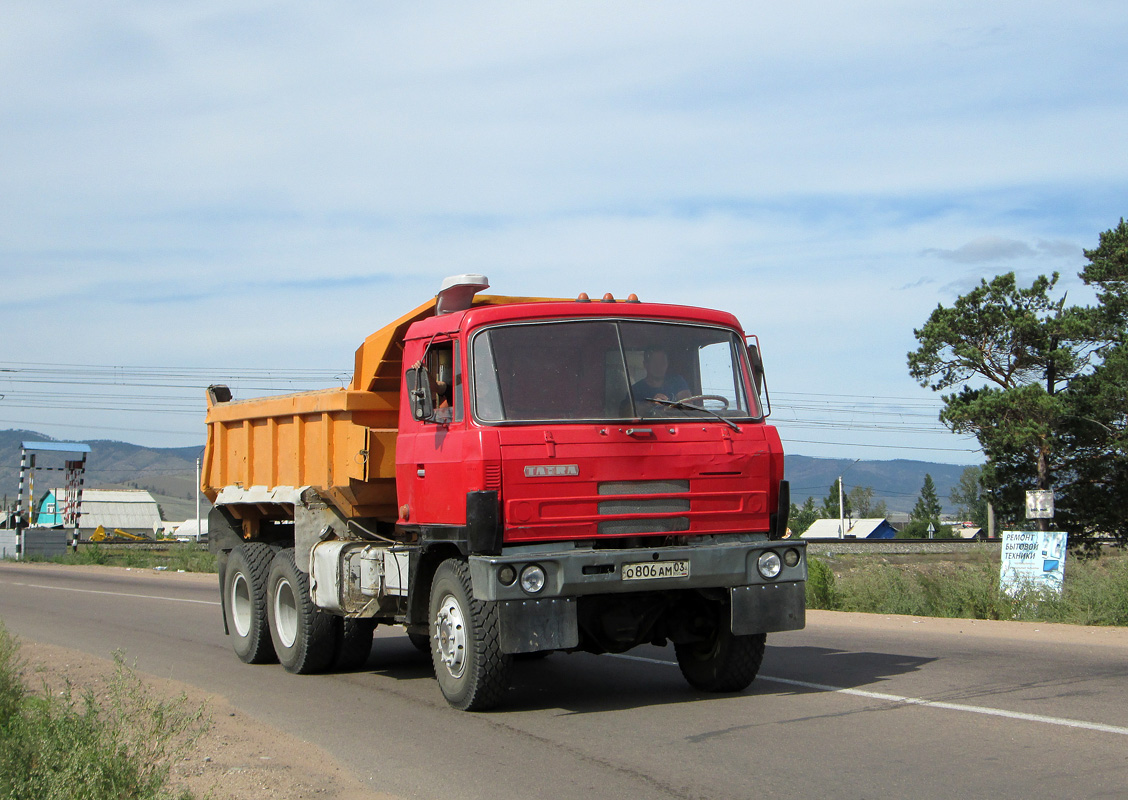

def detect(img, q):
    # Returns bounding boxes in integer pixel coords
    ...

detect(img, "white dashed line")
[3,580,221,606]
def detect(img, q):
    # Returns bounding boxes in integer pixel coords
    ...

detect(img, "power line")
[0,361,981,458]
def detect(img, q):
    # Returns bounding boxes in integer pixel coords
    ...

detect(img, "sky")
[2,2,1126,465]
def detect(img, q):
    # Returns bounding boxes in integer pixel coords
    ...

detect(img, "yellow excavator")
[90,525,153,543]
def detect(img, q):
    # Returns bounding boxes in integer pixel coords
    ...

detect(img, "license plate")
[621,560,690,581]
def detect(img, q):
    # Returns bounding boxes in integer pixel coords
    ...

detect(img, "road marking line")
[611,653,1128,737]
[2,580,221,607]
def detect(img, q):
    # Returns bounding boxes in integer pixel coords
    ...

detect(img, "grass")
[19,544,217,574]
[0,625,209,800]
[806,548,1128,626]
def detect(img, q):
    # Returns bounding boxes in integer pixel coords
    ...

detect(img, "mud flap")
[730,581,806,634]
[498,597,579,654]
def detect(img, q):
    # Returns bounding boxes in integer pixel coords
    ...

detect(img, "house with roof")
[800,517,898,539]
[36,489,162,537]
[170,518,208,542]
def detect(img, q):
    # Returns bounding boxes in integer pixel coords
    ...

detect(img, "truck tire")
[408,632,431,654]
[223,543,278,664]
[333,618,376,671]
[428,559,512,711]
[266,548,339,674]
[675,631,766,693]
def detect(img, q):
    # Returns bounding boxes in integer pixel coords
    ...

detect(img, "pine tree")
[911,474,942,523]
[789,497,819,535]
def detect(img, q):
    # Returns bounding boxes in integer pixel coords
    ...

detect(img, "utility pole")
[195,456,201,541]
[838,458,860,538]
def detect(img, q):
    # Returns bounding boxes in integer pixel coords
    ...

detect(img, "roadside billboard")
[1000,530,1067,596]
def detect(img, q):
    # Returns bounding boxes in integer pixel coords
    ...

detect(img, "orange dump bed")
[202,386,400,519]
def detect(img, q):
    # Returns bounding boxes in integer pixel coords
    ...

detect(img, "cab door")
[398,339,472,525]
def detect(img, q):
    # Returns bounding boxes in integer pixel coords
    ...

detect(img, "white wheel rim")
[274,577,299,648]
[230,572,252,637]
[435,592,467,679]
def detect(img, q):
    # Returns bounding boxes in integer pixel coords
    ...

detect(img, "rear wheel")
[223,543,277,664]
[675,629,766,692]
[266,548,339,674]
[428,559,512,711]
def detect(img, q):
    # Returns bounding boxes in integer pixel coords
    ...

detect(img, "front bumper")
[472,536,807,653]
[468,535,807,601]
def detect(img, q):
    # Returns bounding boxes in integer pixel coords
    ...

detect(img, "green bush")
[0,628,24,735]
[0,626,208,800]
[805,558,838,609]
[811,549,1128,626]
[42,544,216,574]
[1045,556,1128,626]
[836,565,927,616]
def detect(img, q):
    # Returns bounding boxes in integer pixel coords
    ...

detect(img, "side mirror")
[747,343,765,395]
[406,367,434,422]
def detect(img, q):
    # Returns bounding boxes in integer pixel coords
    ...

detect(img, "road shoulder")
[16,638,398,800]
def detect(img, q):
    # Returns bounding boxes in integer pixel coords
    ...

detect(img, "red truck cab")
[394,290,803,692]
[397,299,787,540]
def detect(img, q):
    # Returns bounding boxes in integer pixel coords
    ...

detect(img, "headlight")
[783,548,801,568]
[757,551,782,579]
[519,564,546,594]
[498,565,517,586]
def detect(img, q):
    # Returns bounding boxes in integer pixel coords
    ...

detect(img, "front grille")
[598,498,691,515]
[596,480,691,535]
[598,518,690,536]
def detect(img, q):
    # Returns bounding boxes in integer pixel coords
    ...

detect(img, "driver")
[631,348,691,405]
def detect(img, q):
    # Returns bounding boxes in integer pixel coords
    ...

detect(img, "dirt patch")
[16,639,399,800]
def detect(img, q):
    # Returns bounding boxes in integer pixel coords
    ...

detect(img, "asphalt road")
[1,561,1126,800]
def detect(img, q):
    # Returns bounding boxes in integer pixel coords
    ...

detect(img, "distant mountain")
[2,429,975,521]
[786,455,974,515]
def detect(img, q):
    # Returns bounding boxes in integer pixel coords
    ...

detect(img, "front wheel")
[428,559,512,711]
[266,548,339,674]
[675,630,766,692]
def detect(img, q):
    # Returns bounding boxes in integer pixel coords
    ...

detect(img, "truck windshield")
[471,320,757,423]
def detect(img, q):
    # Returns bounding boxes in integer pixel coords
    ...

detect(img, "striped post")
[15,448,27,560]
[65,457,86,552]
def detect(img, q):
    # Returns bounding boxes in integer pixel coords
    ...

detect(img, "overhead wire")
[0,362,983,456]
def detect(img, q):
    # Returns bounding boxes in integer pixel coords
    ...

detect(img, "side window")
[425,342,462,423]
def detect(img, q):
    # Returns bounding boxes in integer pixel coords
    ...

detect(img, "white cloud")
[922,236,1037,263]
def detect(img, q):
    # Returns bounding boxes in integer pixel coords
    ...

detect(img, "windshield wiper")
[645,397,742,432]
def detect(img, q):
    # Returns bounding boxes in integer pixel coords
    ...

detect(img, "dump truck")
[203,275,806,710]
